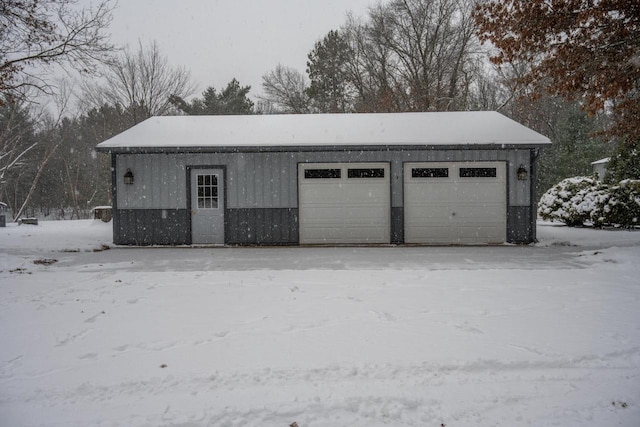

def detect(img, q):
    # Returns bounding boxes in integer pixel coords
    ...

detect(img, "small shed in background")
[96,111,551,246]
[0,201,7,227]
[591,157,610,180]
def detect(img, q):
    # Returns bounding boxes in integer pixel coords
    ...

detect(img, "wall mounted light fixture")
[517,164,528,181]
[124,168,134,185]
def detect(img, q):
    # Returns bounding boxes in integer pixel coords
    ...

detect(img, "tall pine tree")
[306,30,354,113]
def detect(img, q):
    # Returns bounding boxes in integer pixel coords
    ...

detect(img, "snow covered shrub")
[538,177,600,226]
[540,176,640,228]
[571,184,610,227]
[595,180,640,228]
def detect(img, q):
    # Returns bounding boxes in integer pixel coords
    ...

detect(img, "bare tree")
[342,13,404,112]
[0,98,36,190]
[260,64,310,114]
[467,70,506,111]
[0,0,115,102]
[380,0,480,110]
[340,0,481,112]
[82,41,195,124]
[12,80,74,220]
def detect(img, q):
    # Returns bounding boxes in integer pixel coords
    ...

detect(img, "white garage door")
[299,162,390,244]
[404,162,506,244]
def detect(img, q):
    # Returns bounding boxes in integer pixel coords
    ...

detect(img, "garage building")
[96,111,550,246]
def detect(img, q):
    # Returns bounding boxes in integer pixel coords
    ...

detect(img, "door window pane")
[196,173,219,209]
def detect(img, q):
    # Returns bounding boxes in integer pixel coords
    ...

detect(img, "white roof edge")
[97,111,551,149]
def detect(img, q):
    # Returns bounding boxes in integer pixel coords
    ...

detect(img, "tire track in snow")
[9,355,639,426]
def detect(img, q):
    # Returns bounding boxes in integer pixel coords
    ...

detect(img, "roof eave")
[96,142,550,154]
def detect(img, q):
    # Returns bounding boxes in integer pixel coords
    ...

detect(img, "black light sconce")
[123,168,134,185]
[517,164,528,181]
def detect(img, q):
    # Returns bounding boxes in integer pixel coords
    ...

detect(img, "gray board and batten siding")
[98,112,550,246]
[110,148,537,245]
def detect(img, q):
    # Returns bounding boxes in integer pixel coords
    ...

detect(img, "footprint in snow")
[454,322,483,334]
[145,341,177,351]
[79,353,98,360]
[55,329,91,347]
[83,311,105,323]
[370,310,397,322]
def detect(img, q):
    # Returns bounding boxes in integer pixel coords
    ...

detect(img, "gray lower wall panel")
[114,209,190,245]
[115,208,298,246]
[112,207,533,246]
[391,207,404,244]
[507,206,535,244]
[225,208,299,245]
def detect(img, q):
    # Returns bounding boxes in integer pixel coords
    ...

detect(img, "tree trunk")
[13,141,62,221]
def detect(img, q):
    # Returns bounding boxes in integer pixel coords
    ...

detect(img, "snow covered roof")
[591,157,610,165]
[96,111,551,152]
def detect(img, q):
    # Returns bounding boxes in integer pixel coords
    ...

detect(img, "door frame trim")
[186,165,227,245]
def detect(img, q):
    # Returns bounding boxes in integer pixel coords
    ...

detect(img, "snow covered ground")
[1,220,639,426]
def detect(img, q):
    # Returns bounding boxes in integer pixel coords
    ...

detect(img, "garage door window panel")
[412,168,449,178]
[459,167,497,178]
[347,168,385,178]
[304,169,341,179]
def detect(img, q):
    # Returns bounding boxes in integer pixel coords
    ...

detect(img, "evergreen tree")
[606,139,640,183]
[536,101,611,193]
[306,30,354,113]
[171,79,254,115]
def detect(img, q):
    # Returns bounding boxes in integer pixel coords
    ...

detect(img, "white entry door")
[298,162,390,244]
[404,162,506,244]
[191,168,224,244]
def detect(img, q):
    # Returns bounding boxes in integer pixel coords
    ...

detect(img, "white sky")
[105,0,375,100]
